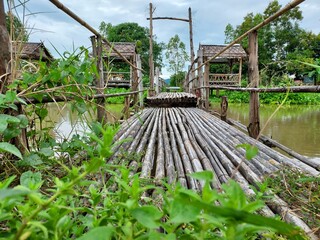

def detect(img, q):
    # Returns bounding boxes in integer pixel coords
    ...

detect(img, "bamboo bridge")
[41,1,319,238]
[110,92,319,239]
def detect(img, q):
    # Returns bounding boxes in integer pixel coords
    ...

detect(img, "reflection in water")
[43,103,319,158]
[212,103,320,158]
[43,103,123,142]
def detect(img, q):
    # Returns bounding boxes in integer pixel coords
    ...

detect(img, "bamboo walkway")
[110,93,319,239]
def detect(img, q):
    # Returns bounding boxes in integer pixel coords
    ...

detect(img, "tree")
[169,71,185,87]
[0,1,10,92]
[224,0,319,83]
[99,22,164,76]
[5,12,29,41]
[165,34,189,86]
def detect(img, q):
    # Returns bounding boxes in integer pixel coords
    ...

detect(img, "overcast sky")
[6,0,320,77]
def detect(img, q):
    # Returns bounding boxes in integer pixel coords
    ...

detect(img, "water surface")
[212,103,320,158]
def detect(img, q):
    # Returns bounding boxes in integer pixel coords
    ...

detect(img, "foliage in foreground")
[0,124,307,240]
[266,169,320,236]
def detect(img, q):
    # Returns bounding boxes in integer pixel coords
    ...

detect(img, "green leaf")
[169,192,202,224]
[189,170,213,181]
[77,226,114,240]
[5,91,16,102]
[0,188,30,200]
[19,153,43,167]
[20,171,42,189]
[16,114,29,128]
[297,60,320,69]
[35,108,48,121]
[84,157,104,173]
[0,142,23,159]
[0,119,8,132]
[16,96,27,105]
[0,175,16,189]
[0,114,20,124]
[39,147,54,157]
[3,127,21,141]
[237,144,258,160]
[74,101,87,114]
[131,206,163,229]
[32,94,43,103]
[28,221,48,239]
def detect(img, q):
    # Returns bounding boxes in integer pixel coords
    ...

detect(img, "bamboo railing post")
[137,54,144,107]
[204,59,210,110]
[188,7,195,93]
[155,66,160,94]
[148,2,155,97]
[220,96,228,122]
[131,54,139,112]
[187,65,192,93]
[238,57,243,86]
[91,35,107,124]
[247,31,260,138]
[197,48,204,108]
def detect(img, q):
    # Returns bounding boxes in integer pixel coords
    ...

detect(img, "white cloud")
[5,0,320,63]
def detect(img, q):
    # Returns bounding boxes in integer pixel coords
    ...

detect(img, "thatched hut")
[197,44,247,86]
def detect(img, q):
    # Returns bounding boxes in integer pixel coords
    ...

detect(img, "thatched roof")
[12,42,54,62]
[199,44,247,63]
[102,42,136,58]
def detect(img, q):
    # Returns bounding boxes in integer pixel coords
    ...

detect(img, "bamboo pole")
[148,2,155,96]
[188,7,195,92]
[155,109,165,179]
[168,108,198,190]
[140,109,160,178]
[162,109,176,184]
[198,85,320,93]
[16,89,147,105]
[165,109,188,187]
[147,17,189,22]
[247,31,260,139]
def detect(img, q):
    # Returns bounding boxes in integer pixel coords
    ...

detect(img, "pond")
[211,103,320,159]
[43,102,319,160]
[41,103,123,142]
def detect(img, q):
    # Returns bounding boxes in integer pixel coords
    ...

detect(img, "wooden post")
[220,96,228,121]
[137,54,144,107]
[188,7,195,93]
[123,96,130,120]
[91,35,107,124]
[197,48,204,107]
[149,2,155,96]
[204,59,210,109]
[187,65,192,93]
[155,66,160,94]
[132,54,139,111]
[238,57,242,86]
[0,0,10,93]
[247,30,260,138]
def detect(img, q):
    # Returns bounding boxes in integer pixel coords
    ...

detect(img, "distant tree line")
[224,0,320,85]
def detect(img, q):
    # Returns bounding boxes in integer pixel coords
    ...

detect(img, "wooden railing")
[209,73,240,85]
